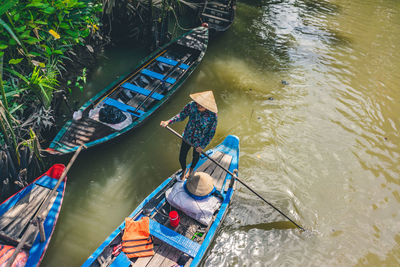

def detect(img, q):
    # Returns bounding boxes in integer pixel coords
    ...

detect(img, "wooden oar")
[165,126,306,231]
[6,145,84,267]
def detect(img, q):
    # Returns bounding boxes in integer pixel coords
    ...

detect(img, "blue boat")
[47,26,208,155]
[83,135,239,267]
[0,164,67,266]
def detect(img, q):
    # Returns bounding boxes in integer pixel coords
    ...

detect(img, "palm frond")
[0,18,22,46]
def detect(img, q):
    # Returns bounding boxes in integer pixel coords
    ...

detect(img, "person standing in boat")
[160,91,218,181]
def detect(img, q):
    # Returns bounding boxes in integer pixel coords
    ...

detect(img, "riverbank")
[0,0,110,201]
[0,0,200,201]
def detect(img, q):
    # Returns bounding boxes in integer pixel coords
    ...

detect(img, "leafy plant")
[76,67,87,92]
[1,0,102,109]
[16,128,43,166]
[1,0,103,198]
[0,53,18,149]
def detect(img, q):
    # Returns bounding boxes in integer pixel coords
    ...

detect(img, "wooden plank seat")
[133,238,182,267]
[35,177,64,192]
[156,56,178,66]
[149,219,200,258]
[0,184,57,245]
[201,13,230,23]
[209,153,232,190]
[141,69,176,84]
[121,82,164,101]
[179,63,190,70]
[103,98,145,117]
[208,2,229,9]
[156,57,190,70]
[205,6,230,15]
[196,151,233,191]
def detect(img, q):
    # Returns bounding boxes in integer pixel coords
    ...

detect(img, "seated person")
[165,172,222,226]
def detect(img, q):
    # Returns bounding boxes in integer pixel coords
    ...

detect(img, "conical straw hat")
[189,91,218,113]
[186,172,214,197]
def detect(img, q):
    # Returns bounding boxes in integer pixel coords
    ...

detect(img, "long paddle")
[6,145,84,267]
[165,126,306,231]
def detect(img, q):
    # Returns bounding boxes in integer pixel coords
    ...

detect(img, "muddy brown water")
[41,0,400,266]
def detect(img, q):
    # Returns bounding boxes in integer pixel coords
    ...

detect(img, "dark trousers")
[179,140,200,172]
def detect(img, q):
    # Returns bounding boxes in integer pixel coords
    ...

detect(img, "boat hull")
[200,0,236,33]
[0,164,67,267]
[48,26,209,155]
[83,135,240,267]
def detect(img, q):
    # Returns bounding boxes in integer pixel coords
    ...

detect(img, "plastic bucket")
[169,211,180,227]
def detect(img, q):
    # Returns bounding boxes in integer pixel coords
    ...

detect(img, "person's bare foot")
[184,169,194,180]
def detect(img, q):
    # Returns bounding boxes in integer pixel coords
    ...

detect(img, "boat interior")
[200,0,235,31]
[0,182,59,250]
[53,42,203,151]
[92,151,234,267]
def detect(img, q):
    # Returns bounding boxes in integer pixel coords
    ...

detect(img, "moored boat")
[47,25,208,155]
[200,0,236,33]
[83,135,239,267]
[0,164,67,266]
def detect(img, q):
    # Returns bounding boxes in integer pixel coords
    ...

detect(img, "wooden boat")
[47,26,208,155]
[0,164,66,266]
[82,135,239,267]
[200,0,236,33]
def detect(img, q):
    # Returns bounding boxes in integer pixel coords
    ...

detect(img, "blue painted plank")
[35,176,64,192]
[179,63,190,70]
[122,83,164,101]
[165,77,176,84]
[110,252,131,266]
[141,69,175,84]
[141,69,165,80]
[103,98,144,117]
[156,56,178,66]
[149,219,200,258]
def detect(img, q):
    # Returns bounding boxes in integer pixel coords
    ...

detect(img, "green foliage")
[0,18,22,47]
[4,66,58,108]
[0,0,102,107]
[0,0,102,149]
[76,67,87,92]
[16,128,43,165]
[8,58,23,64]
[26,66,59,108]
[0,0,17,17]
[0,0,104,185]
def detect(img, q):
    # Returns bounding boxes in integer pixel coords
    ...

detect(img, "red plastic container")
[169,211,180,227]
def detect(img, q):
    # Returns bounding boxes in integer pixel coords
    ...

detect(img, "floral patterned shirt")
[168,101,217,149]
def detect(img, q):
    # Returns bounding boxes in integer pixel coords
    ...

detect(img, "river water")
[42,0,400,266]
